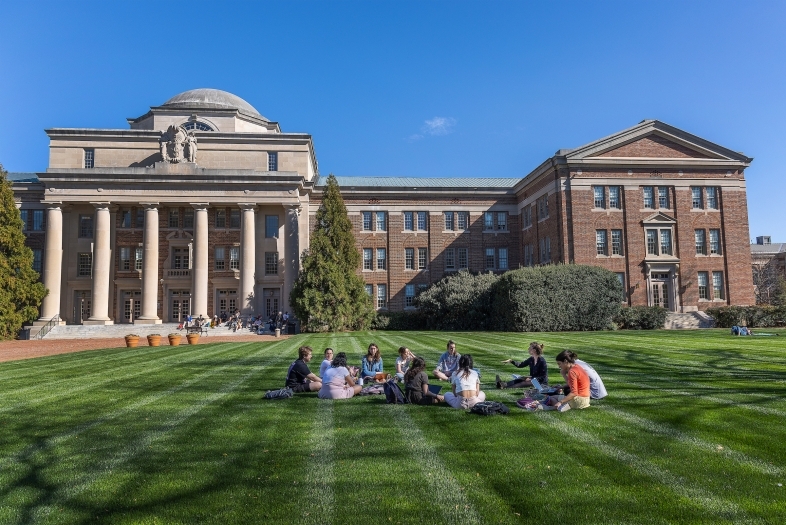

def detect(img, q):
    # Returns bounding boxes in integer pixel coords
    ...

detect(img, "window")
[32,210,44,231]
[646,230,658,255]
[266,215,279,238]
[418,248,427,270]
[523,205,532,228]
[616,273,626,301]
[377,248,386,270]
[611,230,623,256]
[498,248,508,270]
[268,152,278,171]
[362,212,372,231]
[169,209,179,228]
[215,210,226,228]
[537,195,549,220]
[709,229,721,255]
[539,237,551,263]
[172,247,189,269]
[230,210,241,228]
[121,209,131,228]
[217,290,238,314]
[691,187,703,209]
[660,229,672,255]
[32,249,42,273]
[405,285,415,307]
[79,215,94,238]
[457,212,468,230]
[485,248,495,269]
[120,247,131,270]
[363,248,373,270]
[417,212,427,231]
[593,186,605,209]
[229,247,240,270]
[484,212,494,230]
[698,272,709,300]
[377,284,387,309]
[596,230,608,256]
[183,208,194,229]
[712,271,724,300]
[458,248,468,269]
[524,244,534,267]
[658,187,669,209]
[365,284,373,297]
[265,252,278,275]
[706,187,718,209]
[445,248,455,270]
[20,210,27,231]
[84,149,94,169]
[695,229,706,255]
[643,187,654,209]
[135,248,143,270]
[405,248,415,270]
[444,211,455,231]
[78,253,92,277]
[497,212,507,230]
[375,212,386,232]
[215,247,226,270]
[183,121,213,131]
[404,212,413,231]
[609,186,621,209]
[136,208,144,228]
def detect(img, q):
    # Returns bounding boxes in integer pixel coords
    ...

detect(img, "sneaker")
[496,375,503,389]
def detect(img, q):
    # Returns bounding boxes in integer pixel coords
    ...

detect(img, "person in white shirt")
[319,347,335,378]
[444,354,486,409]
[395,346,415,381]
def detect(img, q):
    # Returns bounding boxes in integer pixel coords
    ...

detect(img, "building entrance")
[73,290,91,325]
[170,290,191,322]
[648,272,677,312]
[122,291,142,323]
[263,288,280,319]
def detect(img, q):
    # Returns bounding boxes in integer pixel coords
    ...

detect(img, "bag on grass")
[470,401,510,416]
[264,387,294,400]
[383,378,407,404]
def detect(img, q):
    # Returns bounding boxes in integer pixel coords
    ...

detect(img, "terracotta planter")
[125,335,140,348]
[168,334,182,346]
[147,335,162,347]
[186,333,200,345]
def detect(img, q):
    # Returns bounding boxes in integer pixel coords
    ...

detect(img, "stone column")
[284,204,301,313]
[239,204,256,315]
[38,203,63,323]
[86,202,113,324]
[191,204,209,318]
[136,203,162,324]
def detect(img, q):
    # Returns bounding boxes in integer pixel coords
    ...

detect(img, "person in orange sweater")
[545,350,591,412]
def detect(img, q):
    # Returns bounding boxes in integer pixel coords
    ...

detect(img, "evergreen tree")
[290,174,375,332]
[0,165,47,339]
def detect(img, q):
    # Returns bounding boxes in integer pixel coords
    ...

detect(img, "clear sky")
[1,1,784,240]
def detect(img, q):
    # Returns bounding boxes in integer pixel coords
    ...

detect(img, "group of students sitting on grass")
[284,339,606,412]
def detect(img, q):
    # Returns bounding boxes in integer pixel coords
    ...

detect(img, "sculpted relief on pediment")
[160,125,197,164]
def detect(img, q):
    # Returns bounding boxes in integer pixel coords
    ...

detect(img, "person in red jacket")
[545,350,591,412]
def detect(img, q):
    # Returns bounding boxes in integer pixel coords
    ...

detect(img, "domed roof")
[161,89,265,120]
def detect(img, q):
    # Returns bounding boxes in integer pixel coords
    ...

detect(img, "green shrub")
[415,270,498,330]
[614,306,668,330]
[707,305,786,328]
[491,265,623,332]
[371,311,428,331]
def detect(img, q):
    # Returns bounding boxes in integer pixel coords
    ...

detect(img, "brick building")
[11,89,755,327]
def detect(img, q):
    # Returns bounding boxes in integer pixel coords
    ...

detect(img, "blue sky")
[1,1,784,240]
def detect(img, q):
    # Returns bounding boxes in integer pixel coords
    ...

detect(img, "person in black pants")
[496,342,548,389]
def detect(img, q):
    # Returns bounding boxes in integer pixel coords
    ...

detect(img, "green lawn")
[1,330,785,524]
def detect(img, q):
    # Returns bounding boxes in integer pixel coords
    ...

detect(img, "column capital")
[238,203,257,210]
[189,202,210,211]
[139,202,160,210]
[90,201,112,210]
[41,201,63,209]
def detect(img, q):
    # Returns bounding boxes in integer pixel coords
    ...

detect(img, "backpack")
[383,378,407,404]
[470,401,510,416]
[264,387,294,400]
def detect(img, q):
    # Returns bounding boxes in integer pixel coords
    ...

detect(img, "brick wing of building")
[11,89,754,327]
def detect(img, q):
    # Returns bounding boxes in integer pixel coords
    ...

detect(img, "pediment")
[642,212,676,225]
[166,230,193,241]
[595,133,713,159]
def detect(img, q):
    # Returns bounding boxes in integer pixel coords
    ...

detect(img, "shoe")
[496,375,503,389]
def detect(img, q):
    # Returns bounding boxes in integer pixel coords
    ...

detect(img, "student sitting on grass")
[433,340,461,381]
[395,346,415,382]
[544,350,591,411]
[361,343,384,379]
[444,354,486,409]
[496,342,548,389]
[404,357,444,405]
[319,347,335,378]
[552,358,607,400]
[318,352,362,400]
[286,346,322,393]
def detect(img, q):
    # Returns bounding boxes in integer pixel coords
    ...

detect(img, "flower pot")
[186,333,200,345]
[147,335,162,347]
[168,334,182,346]
[125,335,140,348]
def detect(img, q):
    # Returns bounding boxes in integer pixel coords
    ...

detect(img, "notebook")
[427,384,442,395]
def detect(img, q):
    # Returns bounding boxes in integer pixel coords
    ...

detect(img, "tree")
[290,174,375,332]
[0,165,47,339]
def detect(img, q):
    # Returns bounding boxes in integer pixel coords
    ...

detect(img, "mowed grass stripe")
[300,401,336,525]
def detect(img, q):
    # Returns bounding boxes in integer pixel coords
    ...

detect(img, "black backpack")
[470,401,510,416]
[383,378,407,404]
[264,387,294,400]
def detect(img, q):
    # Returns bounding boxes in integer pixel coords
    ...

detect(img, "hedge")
[415,270,498,330]
[614,306,668,330]
[371,311,428,331]
[706,306,786,328]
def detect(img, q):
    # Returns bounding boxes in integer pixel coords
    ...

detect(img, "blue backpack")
[383,378,407,404]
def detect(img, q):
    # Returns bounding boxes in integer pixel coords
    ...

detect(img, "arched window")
[183,121,214,132]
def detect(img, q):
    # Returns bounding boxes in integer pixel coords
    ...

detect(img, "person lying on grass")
[395,346,416,382]
[444,354,486,409]
[319,347,335,378]
[433,340,461,381]
[404,356,444,405]
[496,341,548,389]
[543,350,590,411]
[286,346,322,393]
[551,358,607,400]
[361,343,384,379]
[318,352,362,400]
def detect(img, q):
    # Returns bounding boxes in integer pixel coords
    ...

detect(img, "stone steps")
[664,312,715,330]
[43,322,264,340]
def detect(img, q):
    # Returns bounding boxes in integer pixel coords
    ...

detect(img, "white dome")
[162,89,266,120]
